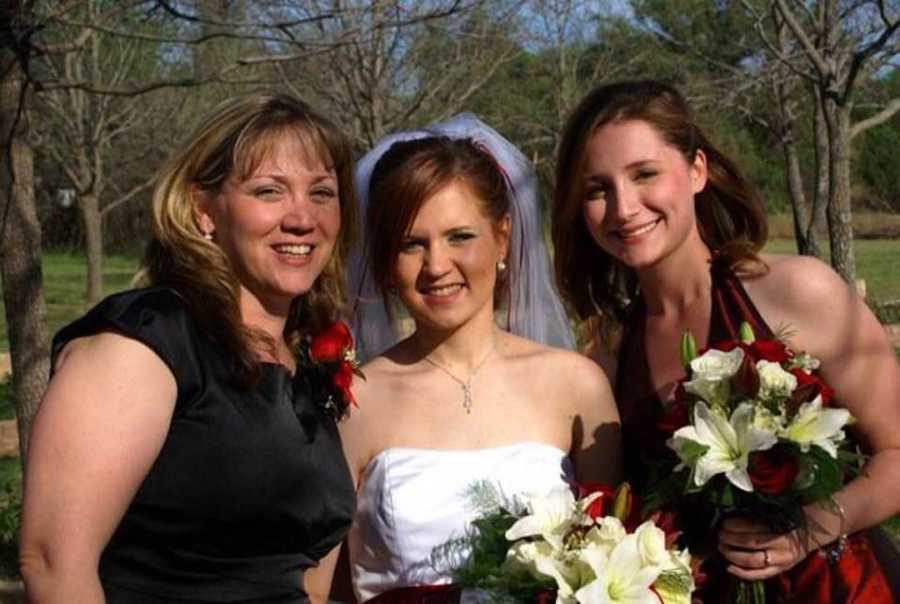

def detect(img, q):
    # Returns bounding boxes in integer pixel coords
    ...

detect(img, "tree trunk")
[806,90,829,258]
[825,102,856,283]
[80,192,104,305]
[781,131,811,253]
[0,50,51,462]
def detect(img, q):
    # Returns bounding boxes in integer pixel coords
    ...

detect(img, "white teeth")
[424,284,463,297]
[274,244,312,256]
[619,220,659,239]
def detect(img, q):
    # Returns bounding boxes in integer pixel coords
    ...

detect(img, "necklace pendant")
[462,384,472,414]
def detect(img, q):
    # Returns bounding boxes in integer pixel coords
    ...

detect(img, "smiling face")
[392,179,510,333]
[581,119,707,270]
[196,136,341,314]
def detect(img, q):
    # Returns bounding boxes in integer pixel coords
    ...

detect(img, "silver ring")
[763,550,770,567]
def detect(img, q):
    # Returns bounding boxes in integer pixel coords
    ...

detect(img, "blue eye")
[449,232,476,243]
[400,239,423,252]
[311,187,337,203]
[584,186,607,201]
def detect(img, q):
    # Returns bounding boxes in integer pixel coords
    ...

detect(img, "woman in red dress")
[551,80,900,602]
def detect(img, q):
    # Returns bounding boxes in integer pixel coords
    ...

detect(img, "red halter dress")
[614,256,900,603]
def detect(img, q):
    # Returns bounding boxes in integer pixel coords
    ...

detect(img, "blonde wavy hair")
[139,92,358,384]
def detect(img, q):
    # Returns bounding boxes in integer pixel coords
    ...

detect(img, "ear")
[690,149,708,195]
[192,186,217,236]
[495,213,512,262]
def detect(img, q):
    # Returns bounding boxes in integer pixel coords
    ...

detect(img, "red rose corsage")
[299,320,364,419]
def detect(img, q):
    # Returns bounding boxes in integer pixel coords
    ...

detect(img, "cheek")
[221,203,277,239]
[582,202,607,239]
[392,255,421,290]
[317,204,342,240]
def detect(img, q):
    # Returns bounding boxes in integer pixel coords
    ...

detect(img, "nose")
[281,193,316,233]
[422,242,451,277]
[609,181,640,222]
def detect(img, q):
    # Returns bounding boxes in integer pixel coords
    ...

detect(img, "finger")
[718,544,769,569]
[719,530,781,548]
[726,563,785,581]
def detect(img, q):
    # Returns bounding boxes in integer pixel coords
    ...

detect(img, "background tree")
[745,0,900,282]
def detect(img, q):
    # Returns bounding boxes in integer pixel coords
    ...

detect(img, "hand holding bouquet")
[651,322,859,603]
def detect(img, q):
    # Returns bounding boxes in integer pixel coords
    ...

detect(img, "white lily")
[505,485,584,550]
[574,535,660,604]
[671,402,778,492]
[504,540,577,601]
[780,395,851,458]
[634,521,671,572]
[683,347,745,406]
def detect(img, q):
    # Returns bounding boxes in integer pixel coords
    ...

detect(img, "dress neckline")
[364,441,569,472]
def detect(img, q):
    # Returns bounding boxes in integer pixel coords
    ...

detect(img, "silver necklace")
[422,340,497,414]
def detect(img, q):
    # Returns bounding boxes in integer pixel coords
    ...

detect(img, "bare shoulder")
[341,344,418,471]
[504,334,613,410]
[753,253,852,312]
[54,331,175,389]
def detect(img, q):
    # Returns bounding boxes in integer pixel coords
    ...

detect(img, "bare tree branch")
[850,96,900,139]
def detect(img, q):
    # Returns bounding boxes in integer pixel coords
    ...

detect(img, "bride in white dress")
[311,116,622,603]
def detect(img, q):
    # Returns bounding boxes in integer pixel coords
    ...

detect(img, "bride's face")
[392,180,510,333]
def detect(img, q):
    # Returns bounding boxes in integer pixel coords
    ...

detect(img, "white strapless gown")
[348,442,573,602]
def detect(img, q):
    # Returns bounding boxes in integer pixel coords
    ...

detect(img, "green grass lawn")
[766,238,900,302]
[0,252,139,351]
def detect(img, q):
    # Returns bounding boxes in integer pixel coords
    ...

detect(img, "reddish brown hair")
[366,136,511,304]
[552,80,767,339]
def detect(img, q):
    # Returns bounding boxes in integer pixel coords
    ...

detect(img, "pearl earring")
[203,230,214,241]
[496,259,507,272]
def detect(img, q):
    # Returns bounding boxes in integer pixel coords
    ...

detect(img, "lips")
[272,243,314,256]
[613,217,662,240]
[420,283,465,297]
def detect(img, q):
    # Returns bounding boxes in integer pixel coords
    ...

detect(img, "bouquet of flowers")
[648,322,859,603]
[449,482,695,604]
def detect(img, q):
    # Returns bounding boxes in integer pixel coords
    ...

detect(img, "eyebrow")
[584,158,662,180]
[246,172,337,184]
[404,225,479,239]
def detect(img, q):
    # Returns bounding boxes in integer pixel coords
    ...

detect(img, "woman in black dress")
[19,93,358,603]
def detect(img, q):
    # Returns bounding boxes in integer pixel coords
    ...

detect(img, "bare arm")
[567,353,623,487]
[19,333,176,603]
[304,545,343,604]
[721,256,900,579]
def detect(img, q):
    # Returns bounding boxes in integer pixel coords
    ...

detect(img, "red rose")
[577,482,615,519]
[310,321,353,362]
[333,361,356,406]
[658,398,690,434]
[707,338,790,363]
[791,368,834,406]
[731,353,760,400]
[535,589,557,603]
[748,447,799,495]
[748,339,791,363]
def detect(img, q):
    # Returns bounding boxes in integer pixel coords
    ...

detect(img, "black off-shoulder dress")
[52,287,355,603]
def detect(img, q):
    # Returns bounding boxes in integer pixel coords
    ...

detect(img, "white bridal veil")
[349,113,574,360]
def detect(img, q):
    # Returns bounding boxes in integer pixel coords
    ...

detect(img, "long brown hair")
[366,136,511,310]
[552,80,767,343]
[140,93,358,384]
